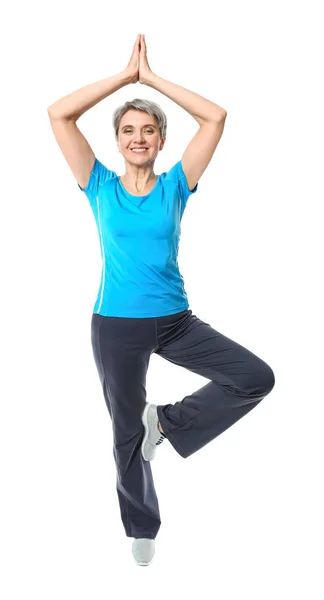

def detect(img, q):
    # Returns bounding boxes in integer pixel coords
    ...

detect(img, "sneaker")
[141,402,166,461]
[132,538,155,566]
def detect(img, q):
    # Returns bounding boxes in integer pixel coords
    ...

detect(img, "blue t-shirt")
[78,157,198,317]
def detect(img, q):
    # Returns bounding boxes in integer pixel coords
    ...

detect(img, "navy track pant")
[90,308,275,540]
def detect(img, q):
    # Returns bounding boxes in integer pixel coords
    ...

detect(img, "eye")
[124,128,154,133]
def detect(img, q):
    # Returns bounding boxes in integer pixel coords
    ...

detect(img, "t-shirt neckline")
[118,175,160,198]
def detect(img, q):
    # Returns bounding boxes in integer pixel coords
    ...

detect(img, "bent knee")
[262,364,275,394]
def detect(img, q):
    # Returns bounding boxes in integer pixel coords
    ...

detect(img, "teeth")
[131,148,147,152]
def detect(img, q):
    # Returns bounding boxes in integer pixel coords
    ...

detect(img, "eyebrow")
[121,124,156,129]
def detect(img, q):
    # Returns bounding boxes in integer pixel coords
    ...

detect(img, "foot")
[141,402,166,461]
[132,538,155,566]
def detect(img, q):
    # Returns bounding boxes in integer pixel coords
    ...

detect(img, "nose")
[134,135,146,144]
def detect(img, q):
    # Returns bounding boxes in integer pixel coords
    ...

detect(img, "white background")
[1,0,323,596]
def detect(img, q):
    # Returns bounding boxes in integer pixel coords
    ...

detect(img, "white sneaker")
[141,402,166,461]
[132,538,155,566]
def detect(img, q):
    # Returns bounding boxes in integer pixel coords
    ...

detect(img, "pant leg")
[154,310,275,459]
[90,313,161,539]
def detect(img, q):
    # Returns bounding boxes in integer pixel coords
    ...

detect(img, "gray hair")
[112,98,167,140]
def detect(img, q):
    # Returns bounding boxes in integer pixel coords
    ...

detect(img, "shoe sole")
[141,402,153,461]
[135,558,153,566]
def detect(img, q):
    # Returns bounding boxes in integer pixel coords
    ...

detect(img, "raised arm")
[145,73,227,192]
[47,71,132,121]
[138,34,227,191]
[47,35,142,189]
[47,72,132,189]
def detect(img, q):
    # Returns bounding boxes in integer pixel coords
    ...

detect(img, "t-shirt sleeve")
[77,157,116,207]
[165,159,198,212]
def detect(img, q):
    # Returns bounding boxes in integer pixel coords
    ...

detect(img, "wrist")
[142,72,157,87]
[120,70,136,85]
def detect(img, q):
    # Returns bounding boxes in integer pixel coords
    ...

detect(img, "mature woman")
[48,34,275,566]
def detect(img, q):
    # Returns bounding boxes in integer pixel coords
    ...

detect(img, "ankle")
[158,421,164,434]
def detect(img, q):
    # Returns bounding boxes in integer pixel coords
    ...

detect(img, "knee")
[262,364,275,395]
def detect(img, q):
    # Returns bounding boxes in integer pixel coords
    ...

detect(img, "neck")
[121,166,156,192]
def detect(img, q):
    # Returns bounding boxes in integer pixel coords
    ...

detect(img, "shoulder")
[161,160,198,197]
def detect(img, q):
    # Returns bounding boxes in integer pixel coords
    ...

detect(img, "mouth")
[130,148,149,152]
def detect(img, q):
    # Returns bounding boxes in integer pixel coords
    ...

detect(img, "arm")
[144,73,227,191]
[144,73,226,125]
[47,71,133,189]
[47,37,141,188]
[47,71,133,121]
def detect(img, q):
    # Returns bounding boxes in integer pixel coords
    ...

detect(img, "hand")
[124,34,141,83]
[139,34,154,84]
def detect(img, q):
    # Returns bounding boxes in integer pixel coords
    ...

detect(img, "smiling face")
[117,109,166,165]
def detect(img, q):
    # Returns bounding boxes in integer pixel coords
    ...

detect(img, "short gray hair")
[112,98,167,140]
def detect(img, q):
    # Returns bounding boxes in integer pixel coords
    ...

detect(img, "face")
[117,110,166,165]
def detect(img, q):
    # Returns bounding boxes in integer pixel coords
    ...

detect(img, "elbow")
[213,109,227,122]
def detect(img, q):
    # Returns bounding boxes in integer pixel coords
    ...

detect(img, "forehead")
[120,110,156,126]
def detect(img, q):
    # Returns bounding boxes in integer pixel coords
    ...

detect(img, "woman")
[48,34,275,566]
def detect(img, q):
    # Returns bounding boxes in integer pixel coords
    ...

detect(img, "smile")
[131,148,148,152]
